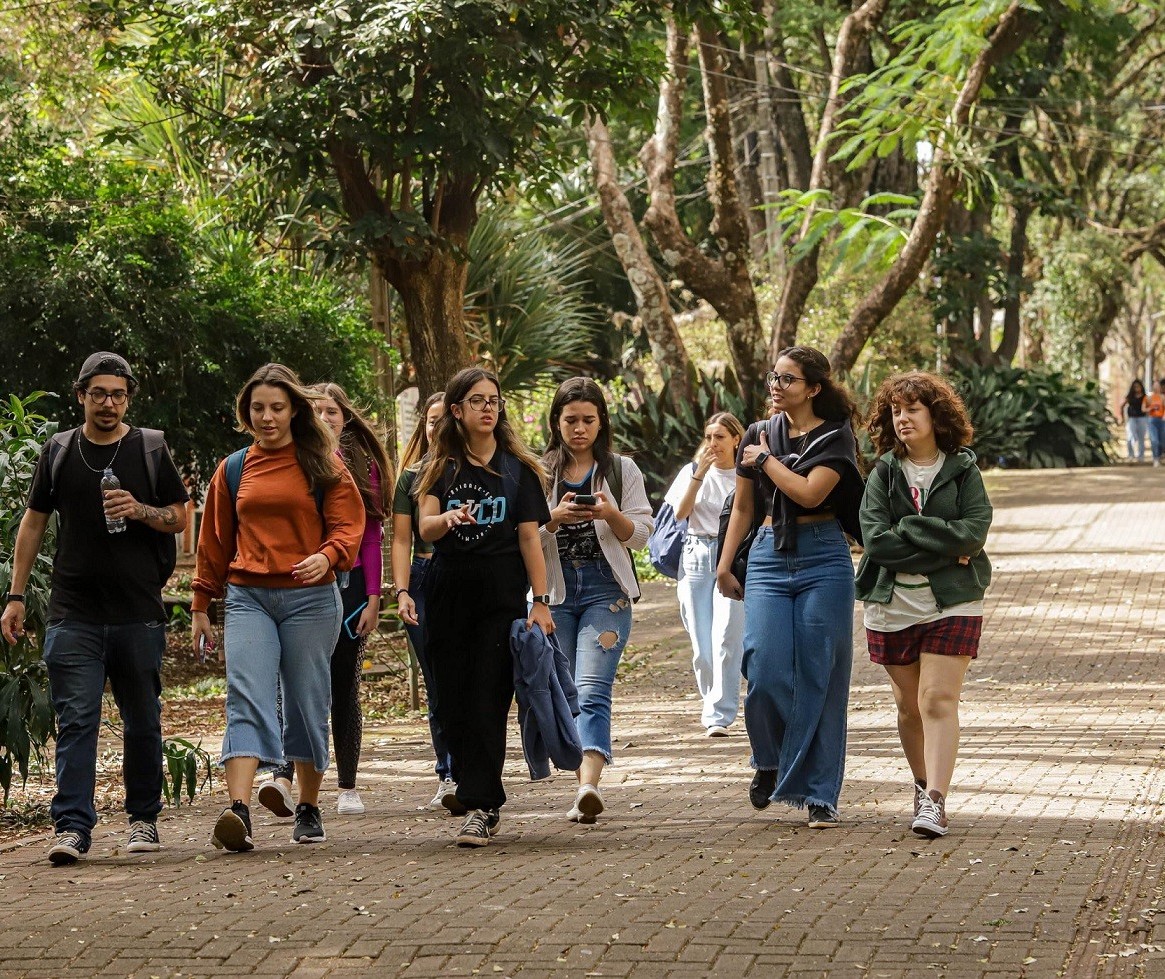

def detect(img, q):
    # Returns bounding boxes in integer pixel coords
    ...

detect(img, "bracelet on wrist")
[395,588,409,598]
[691,474,704,481]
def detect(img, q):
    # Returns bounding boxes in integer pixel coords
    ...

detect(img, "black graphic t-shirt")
[556,470,603,562]
[26,427,189,623]
[426,450,550,559]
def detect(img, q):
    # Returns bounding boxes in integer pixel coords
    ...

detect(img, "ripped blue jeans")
[552,559,633,763]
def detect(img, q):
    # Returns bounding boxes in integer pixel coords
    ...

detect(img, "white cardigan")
[538,455,654,604]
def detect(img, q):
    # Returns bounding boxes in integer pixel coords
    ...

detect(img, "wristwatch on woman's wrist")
[532,594,551,605]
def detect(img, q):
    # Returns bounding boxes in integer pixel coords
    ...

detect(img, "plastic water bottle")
[101,468,126,534]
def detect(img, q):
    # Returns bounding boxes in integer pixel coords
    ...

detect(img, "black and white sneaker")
[456,809,494,847]
[48,831,88,866]
[292,803,326,843]
[807,804,839,829]
[441,786,468,817]
[127,819,161,853]
[211,801,254,852]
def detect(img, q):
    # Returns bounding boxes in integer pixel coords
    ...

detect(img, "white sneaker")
[573,784,604,824]
[431,778,464,814]
[257,778,295,819]
[337,789,365,815]
[706,725,730,737]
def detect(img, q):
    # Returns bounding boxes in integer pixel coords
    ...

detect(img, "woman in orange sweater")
[191,364,364,853]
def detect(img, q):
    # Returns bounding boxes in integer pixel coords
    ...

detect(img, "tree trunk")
[585,115,695,402]
[769,0,891,355]
[379,249,473,400]
[830,1,1036,374]
[996,196,1032,365]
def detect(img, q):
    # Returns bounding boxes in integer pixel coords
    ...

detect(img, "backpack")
[647,464,693,580]
[44,426,180,583]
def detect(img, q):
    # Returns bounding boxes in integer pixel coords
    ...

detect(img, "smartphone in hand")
[573,494,597,506]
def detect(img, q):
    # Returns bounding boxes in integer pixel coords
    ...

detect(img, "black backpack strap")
[499,451,521,502]
[46,428,77,502]
[605,454,624,507]
[138,428,168,503]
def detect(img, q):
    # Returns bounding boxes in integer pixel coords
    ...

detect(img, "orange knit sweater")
[192,442,365,613]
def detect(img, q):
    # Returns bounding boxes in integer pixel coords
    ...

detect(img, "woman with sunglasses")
[414,368,552,848]
[390,392,457,809]
[717,347,864,829]
[540,377,653,823]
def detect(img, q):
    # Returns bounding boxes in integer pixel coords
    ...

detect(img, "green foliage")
[0,393,59,802]
[774,190,919,275]
[954,365,1113,469]
[464,209,602,393]
[0,111,380,478]
[610,371,751,502]
[161,737,213,806]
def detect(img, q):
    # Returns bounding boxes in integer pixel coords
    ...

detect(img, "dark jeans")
[273,566,366,788]
[424,552,527,811]
[43,619,166,842]
[403,556,453,781]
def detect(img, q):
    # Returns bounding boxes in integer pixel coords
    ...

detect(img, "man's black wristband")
[5,594,24,604]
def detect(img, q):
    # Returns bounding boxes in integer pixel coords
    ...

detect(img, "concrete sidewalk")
[1,467,1164,978]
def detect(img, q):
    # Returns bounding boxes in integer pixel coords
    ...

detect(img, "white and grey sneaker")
[48,831,88,866]
[573,784,604,824]
[257,779,295,819]
[430,777,458,811]
[337,789,365,815]
[126,819,161,853]
[912,790,949,838]
[913,778,928,819]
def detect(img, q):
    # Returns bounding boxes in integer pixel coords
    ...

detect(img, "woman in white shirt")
[664,413,746,736]
[541,377,653,824]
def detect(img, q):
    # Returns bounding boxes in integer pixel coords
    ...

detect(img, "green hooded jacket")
[855,448,993,608]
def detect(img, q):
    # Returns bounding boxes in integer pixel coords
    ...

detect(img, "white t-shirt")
[664,465,736,537]
[863,451,984,632]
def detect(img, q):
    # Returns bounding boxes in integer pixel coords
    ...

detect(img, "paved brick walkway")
[2,467,1164,978]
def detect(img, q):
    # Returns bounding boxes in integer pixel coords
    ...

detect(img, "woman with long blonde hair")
[415,367,552,847]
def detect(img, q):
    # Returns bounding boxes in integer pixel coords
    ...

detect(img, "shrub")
[954,365,1113,469]
[609,371,752,502]
[0,393,58,801]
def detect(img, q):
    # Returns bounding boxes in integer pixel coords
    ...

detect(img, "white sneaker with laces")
[337,789,365,815]
[573,784,604,824]
[429,777,457,810]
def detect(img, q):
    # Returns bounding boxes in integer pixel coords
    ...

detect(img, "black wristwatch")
[531,594,551,605]
[754,450,771,469]
[5,594,24,604]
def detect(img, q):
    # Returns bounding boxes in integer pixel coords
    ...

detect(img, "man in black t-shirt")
[0,353,189,866]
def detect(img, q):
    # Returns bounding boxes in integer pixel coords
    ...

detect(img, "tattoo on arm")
[136,504,180,527]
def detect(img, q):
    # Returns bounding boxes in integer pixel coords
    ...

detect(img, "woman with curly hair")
[858,371,993,839]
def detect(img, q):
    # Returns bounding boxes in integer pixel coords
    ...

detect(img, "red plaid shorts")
[866,615,982,666]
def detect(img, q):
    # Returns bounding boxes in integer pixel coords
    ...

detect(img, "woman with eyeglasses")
[414,367,552,848]
[390,392,457,810]
[540,377,653,823]
[663,411,746,737]
[259,383,393,820]
[717,347,864,829]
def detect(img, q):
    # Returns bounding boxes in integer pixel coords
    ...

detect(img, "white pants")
[677,535,745,728]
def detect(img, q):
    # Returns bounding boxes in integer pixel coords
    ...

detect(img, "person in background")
[716,346,864,829]
[857,371,993,839]
[664,412,746,737]
[415,367,553,848]
[539,377,653,823]
[191,363,364,852]
[1144,379,1165,468]
[1,352,188,865]
[390,392,457,810]
[1121,379,1149,463]
[259,383,392,818]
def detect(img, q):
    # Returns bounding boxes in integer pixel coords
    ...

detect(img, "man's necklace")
[75,428,125,473]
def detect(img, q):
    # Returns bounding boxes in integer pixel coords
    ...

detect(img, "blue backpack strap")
[224,446,249,507]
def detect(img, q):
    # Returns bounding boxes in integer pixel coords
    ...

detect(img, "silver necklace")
[75,428,125,473]
[908,450,941,468]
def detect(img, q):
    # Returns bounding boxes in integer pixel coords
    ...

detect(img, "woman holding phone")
[415,367,552,847]
[390,392,457,809]
[191,364,364,851]
[259,383,393,818]
[540,377,653,823]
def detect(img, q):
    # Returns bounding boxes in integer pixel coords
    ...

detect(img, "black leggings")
[273,566,367,789]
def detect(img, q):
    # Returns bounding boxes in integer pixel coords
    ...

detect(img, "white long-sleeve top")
[538,455,654,604]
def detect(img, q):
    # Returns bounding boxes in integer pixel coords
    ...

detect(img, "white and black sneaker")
[48,831,88,866]
[292,803,326,843]
[126,819,161,853]
[257,779,295,819]
[211,801,254,852]
[441,784,468,817]
[912,790,949,838]
[456,809,498,847]
[807,804,840,829]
